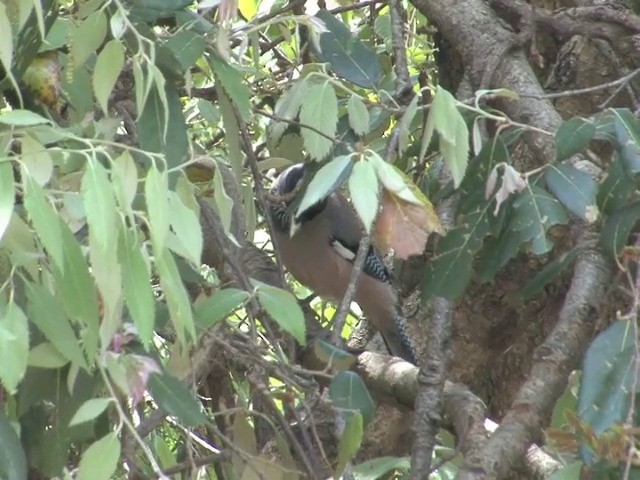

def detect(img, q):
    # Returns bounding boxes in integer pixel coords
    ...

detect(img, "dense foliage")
[1,0,640,479]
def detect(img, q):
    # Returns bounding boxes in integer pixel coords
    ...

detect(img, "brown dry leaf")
[375,189,444,259]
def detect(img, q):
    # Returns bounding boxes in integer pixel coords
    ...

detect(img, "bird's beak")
[289,218,302,238]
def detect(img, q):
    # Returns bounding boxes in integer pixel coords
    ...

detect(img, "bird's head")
[269,163,326,238]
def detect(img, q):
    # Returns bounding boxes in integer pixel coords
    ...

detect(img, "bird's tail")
[380,307,418,364]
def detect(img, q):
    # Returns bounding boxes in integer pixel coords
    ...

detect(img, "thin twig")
[254,108,344,146]
[236,114,288,288]
[161,453,228,476]
[519,66,640,101]
[331,236,372,344]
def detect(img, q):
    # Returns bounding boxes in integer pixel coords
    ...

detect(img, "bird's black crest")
[271,163,306,197]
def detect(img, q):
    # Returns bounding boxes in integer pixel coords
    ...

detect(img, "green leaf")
[167,191,202,265]
[313,340,356,371]
[76,432,120,480]
[548,461,583,480]
[518,246,581,300]
[299,81,338,160]
[268,77,311,144]
[348,159,379,233]
[53,221,100,357]
[328,371,375,425]
[81,160,118,251]
[555,117,596,161]
[335,412,363,478]
[0,110,51,126]
[0,302,29,393]
[0,161,14,242]
[296,155,352,218]
[579,321,636,460]
[20,134,53,186]
[352,456,410,480]
[600,200,640,259]
[397,94,419,155]
[118,227,155,347]
[256,283,306,344]
[208,53,252,121]
[26,283,87,368]
[597,153,635,214]
[145,165,170,251]
[194,288,249,331]
[0,4,13,74]
[93,39,125,114]
[28,342,69,369]
[71,10,107,69]
[545,162,599,222]
[217,88,244,180]
[156,249,196,345]
[164,30,205,71]
[148,372,207,426]
[137,83,188,171]
[22,173,63,269]
[69,398,112,427]
[369,152,422,205]
[422,202,492,301]
[0,409,27,480]
[422,87,469,187]
[612,108,640,174]
[347,95,370,136]
[314,10,382,87]
[511,185,568,255]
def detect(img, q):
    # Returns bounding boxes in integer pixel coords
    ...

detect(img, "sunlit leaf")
[296,155,352,218]
[209,53,252,121]
[69,398,112,427]
[335,412,363,478]
[145,165,170,251]
[255,282,306,344]
[156,249,196,345]
[0,161,14,243]
[299,81,338,160]
[28,342,69,369]
[0,302,29,393]
[313,340,357,371]
[118,227,155,347]
[422,87,469,187]
[71,10,107,69]
[22,173,64,270]
[348,159,379,233]
[81,160,118,251]
[347,95,370,136]
[76,432,120,480]
[93,39,124,113]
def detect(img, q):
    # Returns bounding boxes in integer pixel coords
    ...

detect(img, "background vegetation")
[1,0,640,479]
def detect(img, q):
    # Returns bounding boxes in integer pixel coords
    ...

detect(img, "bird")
[267,162,417,364]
